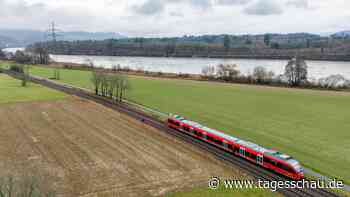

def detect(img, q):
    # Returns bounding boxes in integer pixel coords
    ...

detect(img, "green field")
[3,64,350,184]
[0,73,66,104]
[166,187,281,197]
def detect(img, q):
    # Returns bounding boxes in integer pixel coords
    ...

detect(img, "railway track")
[2,69,341,197]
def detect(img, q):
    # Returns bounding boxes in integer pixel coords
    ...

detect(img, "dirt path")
[0,97,246,197]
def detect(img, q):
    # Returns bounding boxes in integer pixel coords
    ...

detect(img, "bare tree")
[319,74,350,89]
[91,70,130,102]
[91,70,103,95]
[85,59,94,68]
[118,75,130,102]
[253,66,268,84]
[216,64,240,81]
[111,75,120,102]
[201,65,215,78]
[30,43,50,64]
[284,56,308,86]
[100,74,109,97]
[0,49,5,59]
[14,51,32,64]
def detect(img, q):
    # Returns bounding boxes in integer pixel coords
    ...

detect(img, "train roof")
[172,115,300,166]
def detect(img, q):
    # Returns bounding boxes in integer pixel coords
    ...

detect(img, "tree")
[201,66,216,78]
[216,64,240,81]
[284,56,308,86]
[100,73,109,97]
[223,35,231,50]
[253,66,268,84]
[0,49,5,59]
[135,37,145,48]
[91,70,103,95]
[306,39,311,48]
[118,75,130,102]
[319,74,350,89]
[14,51,32,64]
[30,43,50,64]
[271,42,280,49]
[264,34,271,46]
[245,39,252,45]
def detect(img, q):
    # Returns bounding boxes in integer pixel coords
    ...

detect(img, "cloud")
[244,0,283,16]
[286,0,309,9]
[169,11,184,17]
[0,0,96,31]
[0,0,349,37]
[131,0,165,16]
[216,0,252,6]
[189,0,212,9]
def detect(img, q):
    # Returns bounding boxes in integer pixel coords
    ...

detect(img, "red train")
[167,115,304,180]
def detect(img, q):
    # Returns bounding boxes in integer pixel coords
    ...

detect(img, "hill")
[0,29,126,48]
[332,31,350,38]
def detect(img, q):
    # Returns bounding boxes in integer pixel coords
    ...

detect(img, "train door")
[223,141,229,149]
[257,155,263,165]
[239,147,245,157]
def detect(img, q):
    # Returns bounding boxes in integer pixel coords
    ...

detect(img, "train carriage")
[167,115,304,180]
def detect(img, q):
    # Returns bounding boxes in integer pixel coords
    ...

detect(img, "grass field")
[3,64,350,184]
[127,76,350,184]
[0,73,66,104]
[166,186,281,197]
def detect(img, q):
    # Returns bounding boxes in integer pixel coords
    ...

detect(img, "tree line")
[201,56,349,89]
[6,44,50,65]
[91,70,130,102]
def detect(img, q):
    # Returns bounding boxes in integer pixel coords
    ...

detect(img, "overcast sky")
[0,0,349,37]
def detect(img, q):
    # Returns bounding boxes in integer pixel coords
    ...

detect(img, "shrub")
[10,64,24,73]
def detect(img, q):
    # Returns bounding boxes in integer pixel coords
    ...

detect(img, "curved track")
[2,70,341,197]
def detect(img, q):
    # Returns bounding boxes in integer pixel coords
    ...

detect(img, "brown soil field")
[0,97,246,197]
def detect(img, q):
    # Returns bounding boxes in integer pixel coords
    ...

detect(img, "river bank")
[29,61,350,92]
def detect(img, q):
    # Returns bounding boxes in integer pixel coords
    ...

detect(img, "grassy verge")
[165,186,281,197]
[4,63,349,185]
[0,73,66,104]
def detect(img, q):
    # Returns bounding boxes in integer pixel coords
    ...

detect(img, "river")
[51,54,350,80]
[3,48,350,79]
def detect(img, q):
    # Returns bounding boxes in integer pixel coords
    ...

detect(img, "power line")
[46,21,63,42]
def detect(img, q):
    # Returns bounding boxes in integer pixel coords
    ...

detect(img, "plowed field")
[0,97,244,197]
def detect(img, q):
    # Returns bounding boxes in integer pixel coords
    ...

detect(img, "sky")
[0,0,349,37]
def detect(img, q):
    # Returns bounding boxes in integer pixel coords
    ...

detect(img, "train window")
[250,153,257,160]
[209,136,213,141]
[227,144,233,150]
[277,162,282,168]
[191,129,196,135]
[281,164,294,173]
[207,136,214,141]
[196,132,203,137]
[264,157,276,166]
[212,138,223,146]
[234,146,239,153]
[183,126,190,132]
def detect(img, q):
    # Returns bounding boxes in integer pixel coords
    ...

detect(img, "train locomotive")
[167,115,304,180]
